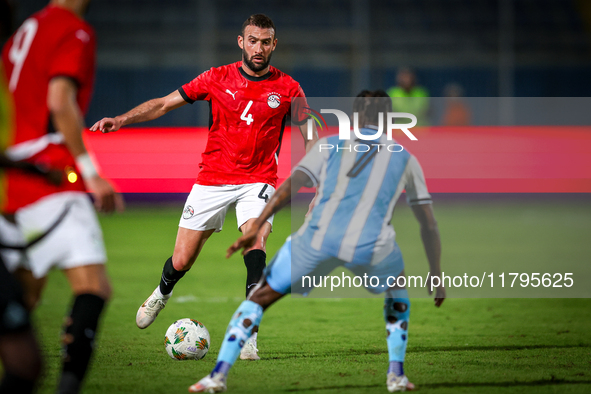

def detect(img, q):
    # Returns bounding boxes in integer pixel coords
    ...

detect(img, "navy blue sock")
[388,361,404,377]
[211,361,232,377]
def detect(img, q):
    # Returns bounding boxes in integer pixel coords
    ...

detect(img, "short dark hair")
[353,90,391,127]
[241,14,276,38]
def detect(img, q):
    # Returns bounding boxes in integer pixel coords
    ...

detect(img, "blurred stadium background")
[7,0,591,127]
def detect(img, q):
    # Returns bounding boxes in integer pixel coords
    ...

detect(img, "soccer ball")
[164,318,210,360]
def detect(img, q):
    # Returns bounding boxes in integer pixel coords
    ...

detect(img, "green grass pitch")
[17,197,591,393]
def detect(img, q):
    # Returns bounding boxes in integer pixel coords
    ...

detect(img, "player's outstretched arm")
[89,90,187,133]
[48,77,124,213]
[411,203,445,307]
[227,170,311,257]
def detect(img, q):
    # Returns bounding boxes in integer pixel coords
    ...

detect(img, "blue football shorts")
[265,235,405,295]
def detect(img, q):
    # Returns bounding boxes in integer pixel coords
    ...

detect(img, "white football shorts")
[179,183,275,232]
[0,215,27,272]
[8,192,107,278]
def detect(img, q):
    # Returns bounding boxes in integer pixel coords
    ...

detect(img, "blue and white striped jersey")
[295,129,431,266]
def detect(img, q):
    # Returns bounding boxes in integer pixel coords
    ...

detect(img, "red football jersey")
[1,5,95,213]
[180,61,308,188]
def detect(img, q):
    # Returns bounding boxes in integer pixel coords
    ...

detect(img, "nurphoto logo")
[304,107,418,152]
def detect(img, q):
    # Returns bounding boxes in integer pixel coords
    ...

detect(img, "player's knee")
[245,242,266,253]
[171,254,194,271]
[242,222,271,252]
[100,281,113,301]
[73,281,112,301]
[97,277,113,300]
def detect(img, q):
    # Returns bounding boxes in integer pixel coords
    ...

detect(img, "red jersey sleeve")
[48,27,95,86]
[179,68,213,103]
[290,84,310,125]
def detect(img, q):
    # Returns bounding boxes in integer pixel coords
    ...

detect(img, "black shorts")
[0,257,31,335]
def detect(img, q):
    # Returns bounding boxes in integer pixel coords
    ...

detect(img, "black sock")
[57,372,80,394]
[244,250,266,297]
[159,257,187,295]
[0,372,36,394]
[59,294,105,394]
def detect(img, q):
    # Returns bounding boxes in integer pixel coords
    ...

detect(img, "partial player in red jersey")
[1,7,44,389]
[1,1,123,393]
[91,14,318,360]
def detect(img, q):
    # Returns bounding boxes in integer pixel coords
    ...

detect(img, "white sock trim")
[154,286,171,299]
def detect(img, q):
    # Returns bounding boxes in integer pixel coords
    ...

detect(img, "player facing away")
[189,91,446,393]
[91,14,317,360]
[1,1,124,393]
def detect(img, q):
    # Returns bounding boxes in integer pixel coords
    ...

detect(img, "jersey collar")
[238,65,273,82]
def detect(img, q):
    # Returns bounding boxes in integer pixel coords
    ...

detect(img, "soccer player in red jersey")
[91,14,318,359]
[1,1,123,393]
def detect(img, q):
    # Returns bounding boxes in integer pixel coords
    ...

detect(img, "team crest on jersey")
[183,205,195,219]
[267,93,281,109]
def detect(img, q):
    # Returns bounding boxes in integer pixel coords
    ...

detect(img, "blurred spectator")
[387,67,430,126]
[441,83,471,126]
